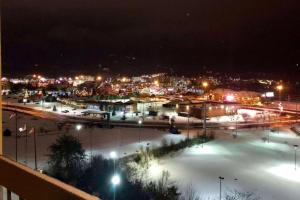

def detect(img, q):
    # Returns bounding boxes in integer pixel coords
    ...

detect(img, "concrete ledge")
[0,156,99,200]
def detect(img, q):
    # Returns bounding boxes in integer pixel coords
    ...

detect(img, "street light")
[138,119,143,143]
[293,145,298,171]
[202,81,208,88]
[96,76,102,81]
[219,176,224,200]
[110,151,117,159]
[76,124,82,140]
[110,151,118,173]
[111,174,121,200]
[186,105,190,139]
[76,124,82,131]
[276,84,283,102]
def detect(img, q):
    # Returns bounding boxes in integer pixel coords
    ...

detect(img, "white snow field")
[2,110,185,168]
[158,127,300,200]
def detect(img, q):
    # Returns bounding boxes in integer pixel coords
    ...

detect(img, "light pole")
[186,105,190,139]
[202,81,209,138]
[276,84,283,102]
[76,124,82,140]
[294,145,298,171]
[203,102,207,138]
[235,116,238,137]
[110,151,117,173]
[14,111,18,161]
[111,174,120,200]
[219,176,224,200]
[33,127,38,170]
[138,119,143,143]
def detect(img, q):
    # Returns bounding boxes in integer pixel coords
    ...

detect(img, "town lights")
[276,85,283,91]
[122,77,126,82]
[186,105,190,111]
[202,81,208,88]
[97,76,102,81]
[154,80,159,86]
[225,95,235,102]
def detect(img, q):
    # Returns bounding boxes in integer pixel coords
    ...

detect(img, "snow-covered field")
[2,110,185,169]
[158,127,300,200]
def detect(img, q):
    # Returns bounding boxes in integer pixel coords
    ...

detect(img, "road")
[3,102,300,130]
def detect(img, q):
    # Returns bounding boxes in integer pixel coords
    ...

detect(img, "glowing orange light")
[202,81,208,88]
[276,85,283,91]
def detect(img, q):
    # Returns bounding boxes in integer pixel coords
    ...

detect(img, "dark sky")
[2,0,300,77]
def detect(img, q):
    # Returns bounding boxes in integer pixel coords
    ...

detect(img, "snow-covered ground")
[2,110,185,169]
[157,127,300,200]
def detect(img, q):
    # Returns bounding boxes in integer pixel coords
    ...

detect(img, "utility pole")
[33,128,38,170]
[203,102,207,137]
[25,127,28,164]
[0,10,2,157]
[15,111,18,161]
[219,176,224,200]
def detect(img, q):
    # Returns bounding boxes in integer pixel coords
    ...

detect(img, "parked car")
[62,110,69,113]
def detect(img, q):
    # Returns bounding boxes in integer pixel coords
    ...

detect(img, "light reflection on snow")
[270,132,298,139]
[267,164,300,183]
[250,141,291,152]
[149,161,162,178]
[188,145,230,155]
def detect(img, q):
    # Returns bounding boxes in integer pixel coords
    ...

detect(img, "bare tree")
[225,190,260,200]
[180,184,200,200]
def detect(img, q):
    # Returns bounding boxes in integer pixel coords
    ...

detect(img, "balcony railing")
[0,156,99,200]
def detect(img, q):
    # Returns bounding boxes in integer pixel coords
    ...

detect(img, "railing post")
[0,186,3,200]
[7,190,11,200]
[0,5,3,157]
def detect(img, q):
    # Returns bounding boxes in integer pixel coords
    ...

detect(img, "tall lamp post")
[202,81,209,138]
[10,110,19,161]
[294,145,298,171]
[76,124,82,140]
[276,84,283,102]
[110,151,117,173]
[138,119,143,143]
[235,116,238,137]
[186,105,190,139]
[219,176,224,200]
[276,84,283,128]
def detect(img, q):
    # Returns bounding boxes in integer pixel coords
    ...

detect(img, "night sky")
[2,0,300,78]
